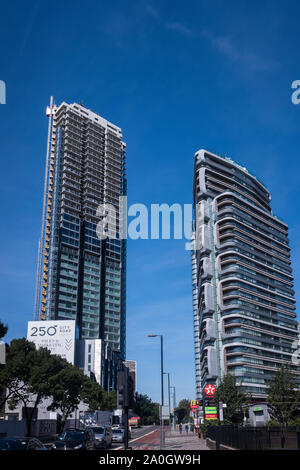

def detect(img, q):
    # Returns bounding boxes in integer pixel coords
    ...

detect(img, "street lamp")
[170,386,176,431]
[163,372,171,425]
[148,334,164,449]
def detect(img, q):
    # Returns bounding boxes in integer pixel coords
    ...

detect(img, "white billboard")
[27,320,76,364]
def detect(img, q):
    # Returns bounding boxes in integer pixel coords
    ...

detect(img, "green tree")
[0,320,8,340]
[47,363,93,431]
[1,339,64,436]
[266,366,300,426]
[215,374,249,424]
[81,379,104,411]
[100,390,117,411]
[175,399,191,423]
[134,393,159,425]
[0,335,112,434]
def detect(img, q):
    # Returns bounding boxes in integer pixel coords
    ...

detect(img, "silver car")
[88,426,112,449]
[112,428,125,443]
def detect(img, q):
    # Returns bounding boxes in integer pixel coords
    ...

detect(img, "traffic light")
[117,367,136,409]
[117,370,128,409]
[127,375,135,410]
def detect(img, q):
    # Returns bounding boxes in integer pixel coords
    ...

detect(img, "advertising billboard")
[27,320,76,364]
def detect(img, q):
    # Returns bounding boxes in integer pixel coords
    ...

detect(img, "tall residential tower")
[192,149,299,404]
[35,100,126,359]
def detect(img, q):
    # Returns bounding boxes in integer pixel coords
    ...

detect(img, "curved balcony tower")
[192,149,299,401]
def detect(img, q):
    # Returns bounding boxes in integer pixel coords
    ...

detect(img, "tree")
[266,366,300,426]
[1,339,64,436]
[47,363,90,432]
[0,335,113,434]
[134,394,160,425]
[81,379,104,412]
[100,390,117,411]
[214,374,249,424]
[0,320,8,340]
[175,399,191,423]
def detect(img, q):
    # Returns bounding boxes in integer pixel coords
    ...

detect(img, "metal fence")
[206,425,300,450]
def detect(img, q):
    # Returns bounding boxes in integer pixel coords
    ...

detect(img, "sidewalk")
[162,430,209,451]
[130,429,209,451]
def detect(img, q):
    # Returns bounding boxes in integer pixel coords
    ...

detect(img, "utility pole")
[148,334,164,449]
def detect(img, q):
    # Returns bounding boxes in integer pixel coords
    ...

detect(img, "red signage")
[205,414,218,420]
[204,384,216,396]
[190,400,199,410]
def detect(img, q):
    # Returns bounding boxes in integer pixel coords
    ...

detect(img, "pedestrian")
[179,423,182,434]
[185,424,189,434]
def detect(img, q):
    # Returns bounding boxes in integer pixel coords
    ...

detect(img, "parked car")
[0,437,48,450]
[112,428,125,443]
[52,428,95,450]
[87,426,112,449]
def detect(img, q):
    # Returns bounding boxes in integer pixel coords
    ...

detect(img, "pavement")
[130,429,210,451]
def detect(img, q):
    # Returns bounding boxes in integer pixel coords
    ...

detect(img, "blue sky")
[0,0,300,404]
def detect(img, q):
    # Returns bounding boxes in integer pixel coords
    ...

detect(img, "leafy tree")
[0,320,8,340]
[100,390,117,411]
[134,393,159,425]
[81,379,104,411]
[214,374,249,424]
[1,339,64,436]
[175,398,191,423]
[0,335,114,434]
[266,366,300,426]
[47,363,92,431]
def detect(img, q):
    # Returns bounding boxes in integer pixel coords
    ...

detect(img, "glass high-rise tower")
[35,99,126,359]
[192,149,299,402]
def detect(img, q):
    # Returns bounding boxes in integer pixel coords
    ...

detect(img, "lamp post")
[170,386,176,432]
[163,372,171,425]
[148,334,164,449]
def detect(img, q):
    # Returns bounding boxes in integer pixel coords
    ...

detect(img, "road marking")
[130,429,157,443]
[113,429,158,449]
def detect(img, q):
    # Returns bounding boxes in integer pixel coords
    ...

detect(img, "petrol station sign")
[204,384,216,396]
[205,406,218,420]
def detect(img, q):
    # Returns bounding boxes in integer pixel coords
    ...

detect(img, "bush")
[287,417,300,427]
[266,420,282,427]
[200,419,219,434]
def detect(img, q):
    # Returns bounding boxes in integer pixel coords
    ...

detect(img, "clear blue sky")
[0,0,299,405]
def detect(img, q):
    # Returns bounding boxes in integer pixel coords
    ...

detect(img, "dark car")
[52,428,95,450]
[0,437,48,450]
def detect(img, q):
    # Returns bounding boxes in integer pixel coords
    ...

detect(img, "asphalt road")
[112,425,157,450]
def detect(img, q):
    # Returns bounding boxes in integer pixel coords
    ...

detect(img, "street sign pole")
[219,401,224,422]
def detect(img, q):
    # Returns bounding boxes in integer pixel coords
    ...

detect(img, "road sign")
[204,384,216,396]
[160,405,170,420]
[190,400,199,410]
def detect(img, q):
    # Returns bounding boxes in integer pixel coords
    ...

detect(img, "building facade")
[192,149,299,403]
[75,338,121,391]
[35,100,126,359]
[124,360,137,393]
